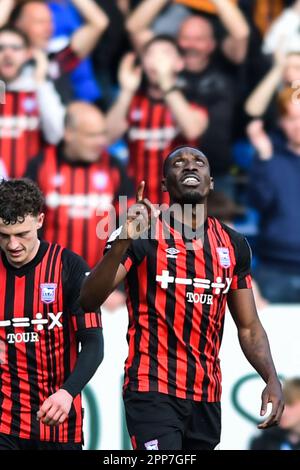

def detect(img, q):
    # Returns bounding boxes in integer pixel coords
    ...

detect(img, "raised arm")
[126,0,169,36]
[247,119,273,160]
[245,47,286,118]
[33,49,65,144]
[211,0,250,64]
[70,0,109,59]
[155,49,208,140]
[106,53,142,144]
[0,0,16,28]
[227,288,284,428]
[80,182,158,311]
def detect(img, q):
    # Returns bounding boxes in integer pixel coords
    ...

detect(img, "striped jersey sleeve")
[104,227,146,273]
[230,236,252,290]
[62,249,102,331]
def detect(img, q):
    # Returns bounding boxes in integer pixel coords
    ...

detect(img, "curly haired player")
[0,178,103,450]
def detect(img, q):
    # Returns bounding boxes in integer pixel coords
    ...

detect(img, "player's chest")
[0,274,65,342]
[152,241,235,296]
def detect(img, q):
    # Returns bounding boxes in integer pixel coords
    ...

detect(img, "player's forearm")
[0,0,15,28]
[164,90,208,140]
[212,0,250,40]
[80,238,131,311]
[126,0,169,34]
[238,321,278,384]
[245,66,283,117]
[61,328,103,397]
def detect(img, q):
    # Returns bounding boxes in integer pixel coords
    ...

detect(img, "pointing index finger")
[136,181,145,202]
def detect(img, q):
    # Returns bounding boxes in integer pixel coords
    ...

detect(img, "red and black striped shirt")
[26,145,134,268]
[127,92,207,205]
[0,241,101,442]
[106,215,252,402]
[0,90,41,178]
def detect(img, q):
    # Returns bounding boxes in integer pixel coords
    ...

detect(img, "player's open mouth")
[181,174,201,187]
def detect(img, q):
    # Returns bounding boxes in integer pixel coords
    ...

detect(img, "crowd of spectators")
[0,0,299,306]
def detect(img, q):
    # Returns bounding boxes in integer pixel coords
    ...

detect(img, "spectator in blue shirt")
[247,86,300,303]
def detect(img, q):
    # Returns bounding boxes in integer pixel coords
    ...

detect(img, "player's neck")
[168,203,208,231]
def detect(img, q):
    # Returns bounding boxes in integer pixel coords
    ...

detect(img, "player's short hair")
[142,34,182,56]
[283,378,300,404]
[163,146,209,177]
[0,178,44,225]
[277,86,296,117]
[0,26,30,47]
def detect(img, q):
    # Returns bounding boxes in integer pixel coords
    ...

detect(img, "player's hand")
[258,379,284,429]
[118,52,142,93]
[121,181,160,240]
[37,389,73,426]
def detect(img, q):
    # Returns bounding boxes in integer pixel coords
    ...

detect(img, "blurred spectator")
[175,0,237,15]
[92,0,134,109]
[0,0,109,102]
[0,26,64,178]
[245,33,300,126]
[250,378,300,450]
[263,0,300,55]
[247,87,300,303]
[126,0,250,62]
[48,0,101,103]
[207,190,245,221]
[25,101,134,272]
[106,35,208,204]
[245,48,300,128]
[126,0,190,47]
[251,0,288,38]
[207,190,268,310]
[177,13,246,195]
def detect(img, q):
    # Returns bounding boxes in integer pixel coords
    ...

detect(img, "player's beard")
[180,191,203,204]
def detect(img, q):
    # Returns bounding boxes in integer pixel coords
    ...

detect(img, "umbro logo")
[165,247,180,259]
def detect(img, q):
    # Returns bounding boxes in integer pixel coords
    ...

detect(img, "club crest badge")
[144,439,159,450]
[216,247,231,268]
[40,283,57,304]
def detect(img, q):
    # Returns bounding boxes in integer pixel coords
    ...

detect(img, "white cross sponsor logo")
[0,312,64,343]
[45,192,113,214]
[156,270,232,295]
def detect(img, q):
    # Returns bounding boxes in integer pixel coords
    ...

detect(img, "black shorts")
[0,432,82,450]
[124,390,221,451]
